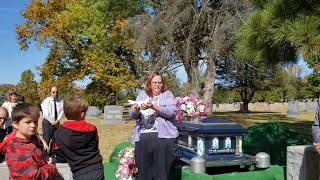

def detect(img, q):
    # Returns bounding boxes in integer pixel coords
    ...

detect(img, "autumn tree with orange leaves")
[17,0,144,103]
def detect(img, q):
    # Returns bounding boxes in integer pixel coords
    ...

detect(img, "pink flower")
[175,94,208,123]
[116,147,138,180]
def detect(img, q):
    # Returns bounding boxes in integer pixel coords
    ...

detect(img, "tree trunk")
[242,100,249,113]
[203,59,216,115]
[184,60,201,96]
[239,88,255,113]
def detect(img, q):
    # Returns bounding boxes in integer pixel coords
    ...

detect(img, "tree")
[16,70,40,105]
[164,72,183,97]
[236,0,320,69]
[132,0,251,114]
[301,73,320,99]
[17,0,144,99]
[273,68,297,101]
[0,84,16,103]
[218,58,284,112]
[212,87,241,104]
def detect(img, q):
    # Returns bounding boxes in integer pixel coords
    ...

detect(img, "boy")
[0,103,57,179]
[54,97,104,180]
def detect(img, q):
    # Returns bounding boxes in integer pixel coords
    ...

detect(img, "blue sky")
[0,0,48,85]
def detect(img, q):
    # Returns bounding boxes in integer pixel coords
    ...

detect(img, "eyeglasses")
[9,93,17,96]
[151,82,163,85]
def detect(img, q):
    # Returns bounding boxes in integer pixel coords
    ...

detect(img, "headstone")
[212,104,218,112]
[287,145,320,180]
[217,104,224,111]
[0,162,73,180]
[298,102,306,112]
[269,103,284,112]
[305,101,317,112]
[234,102,240,111]
[288,101,300,115]
[254,102,268,111]
[224,104,233,111]
[102,105,124,124]
[86,106,101,118]
[248,103,254,111]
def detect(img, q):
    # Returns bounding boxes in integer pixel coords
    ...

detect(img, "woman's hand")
[131,104,141,113]
[141,101,153,110]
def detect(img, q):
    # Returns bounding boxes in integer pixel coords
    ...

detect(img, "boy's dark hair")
[64,96,89,120]
[11,103,40,123]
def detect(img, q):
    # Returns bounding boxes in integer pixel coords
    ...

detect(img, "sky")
[0,1,313,86]
[0,0,48,85]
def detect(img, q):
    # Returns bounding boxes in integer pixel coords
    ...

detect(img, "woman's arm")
[157,91,176,119]
[129,91,146,120]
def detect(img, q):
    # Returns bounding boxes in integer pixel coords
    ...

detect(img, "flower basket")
[115,147,138,180]
[176,94,209,124]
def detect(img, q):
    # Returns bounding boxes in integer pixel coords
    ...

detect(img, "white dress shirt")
[2,101,18,118]
[41,97,64,123]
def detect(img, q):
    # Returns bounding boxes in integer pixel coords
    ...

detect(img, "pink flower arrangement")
[116,147,138,180]
[176,94,209,123]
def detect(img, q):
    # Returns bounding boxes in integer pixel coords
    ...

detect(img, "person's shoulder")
[162,90,174,96]
[138,90,147,96]
[2,101,9,106]
[62,120,97,132]
[42,97,52,103]
[136,90,148,99]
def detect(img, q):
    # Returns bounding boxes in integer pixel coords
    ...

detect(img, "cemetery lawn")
[88,111,315,163]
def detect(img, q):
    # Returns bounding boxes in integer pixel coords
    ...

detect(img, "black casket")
[177,117,255,167]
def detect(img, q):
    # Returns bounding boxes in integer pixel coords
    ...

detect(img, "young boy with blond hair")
[0,103,57,179]
[54,97,104,180]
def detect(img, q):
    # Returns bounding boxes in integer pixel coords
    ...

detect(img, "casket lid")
[178,117,245,134]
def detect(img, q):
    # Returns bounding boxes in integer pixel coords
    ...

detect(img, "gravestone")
[86,106,101,118]
[298,102,306,112]
[212,104,218,112]
[254,102,268,111]
[224,104,233,111]
[305,101,317,112]
[269,103,284,112]
[234,102,240,111]
[102,105,124,124]
[288,101,300,115]
[287,145,320,180]
[248,103,254,111]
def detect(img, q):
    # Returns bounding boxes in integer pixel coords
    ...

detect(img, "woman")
[1,90,18,132]
[129,72,178,180]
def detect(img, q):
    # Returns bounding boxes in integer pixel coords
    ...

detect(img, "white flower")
[187,102,194,109]
[199,105,205,112]
[187,106,195,113]
[181,104,186,111]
